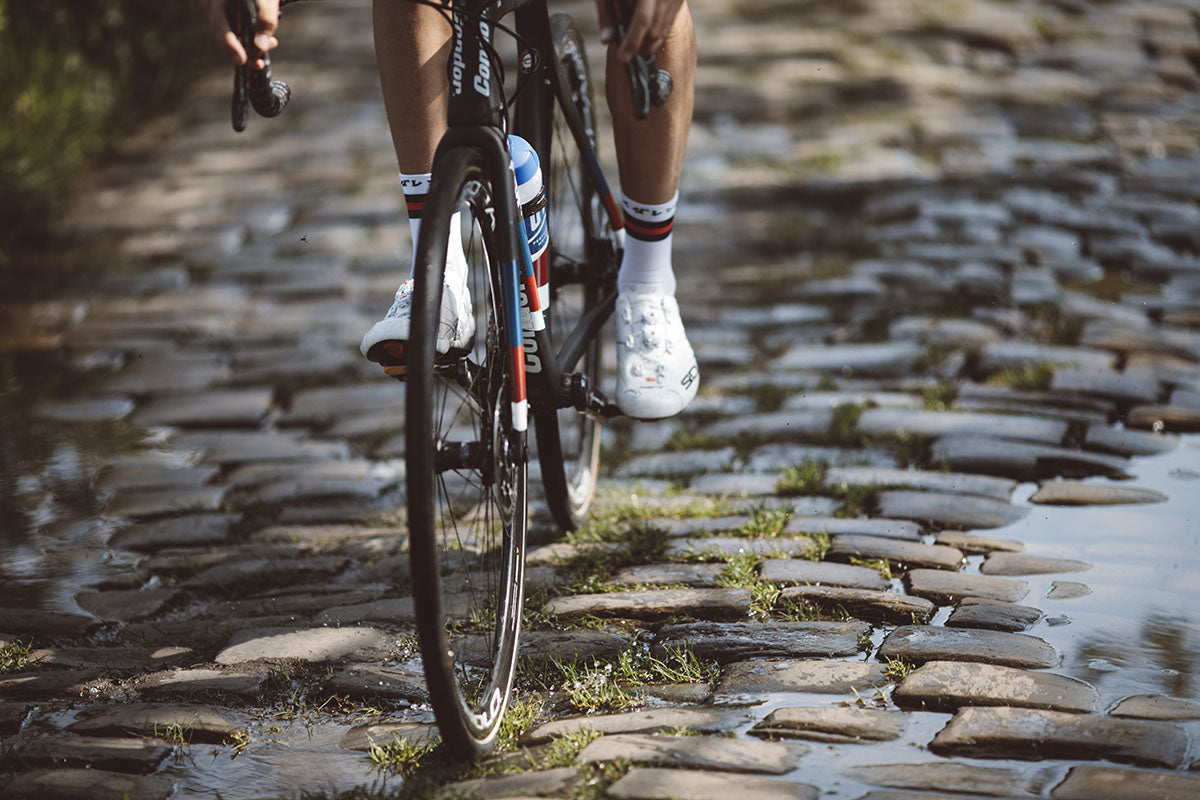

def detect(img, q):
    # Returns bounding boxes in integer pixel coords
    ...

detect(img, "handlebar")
[608,0,673,120]
[226,0,291,132]
[224,0,671,131]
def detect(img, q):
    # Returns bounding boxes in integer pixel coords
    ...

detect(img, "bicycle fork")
[429,128,549,440]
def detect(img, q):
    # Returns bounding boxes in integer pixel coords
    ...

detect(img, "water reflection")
[1073,610,1198,701]
[1005,440,1200,705]
[0,352,141,613]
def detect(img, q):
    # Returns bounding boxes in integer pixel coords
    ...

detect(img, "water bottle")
[508,135,549,311]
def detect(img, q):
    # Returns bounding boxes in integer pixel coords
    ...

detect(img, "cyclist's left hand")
[198,0,280,68]
[596,0,686,63]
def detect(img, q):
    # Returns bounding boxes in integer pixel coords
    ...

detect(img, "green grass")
[806,530,832,560]
[260,660,337,722]
[153,721,192,747]
[0,638,32,673]
[496,695,543,751]
[662,428,721,451]
[831,402,867,445]
[776,459,829,496]
[830,484,878,519]
[716,551,761,588]
[849,556,893,580]
[985,361,1055,392]
[750,581,782,619]
[228,729,252,758]
[558,659,636,714]
[921,382,957,411]
[530,727,602,768]
[522,645,718,715]
[738,506,792,537]
[776,597,850,622]
[367,732,439,776]
[568,760,633,800]
[915,343,959,373]
[883,656,916,680]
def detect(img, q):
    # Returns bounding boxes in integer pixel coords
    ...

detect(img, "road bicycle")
[225,0,671,757]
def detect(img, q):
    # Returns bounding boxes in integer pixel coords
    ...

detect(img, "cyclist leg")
[607,1,695,211]
[606,3,699,419]
[363,0,472,363]
[373,0,447,173]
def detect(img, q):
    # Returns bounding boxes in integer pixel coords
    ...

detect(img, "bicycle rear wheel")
[406,147,527,758]
[531,13,614,531]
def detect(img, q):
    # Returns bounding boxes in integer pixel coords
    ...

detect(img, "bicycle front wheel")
[532,12,613,531]
[406,147,527,758]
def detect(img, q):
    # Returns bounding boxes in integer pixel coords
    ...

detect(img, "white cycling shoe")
[615,284,699,420]
[360,279,474,373]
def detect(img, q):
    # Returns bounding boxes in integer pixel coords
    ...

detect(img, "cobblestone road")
[3,0,1200,798]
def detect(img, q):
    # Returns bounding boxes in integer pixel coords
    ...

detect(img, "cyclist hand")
[199,0,280,68]
[596,0,685,63]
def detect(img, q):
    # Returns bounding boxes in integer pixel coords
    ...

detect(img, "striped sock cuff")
[400,172,432,220]
[622,192,678,243]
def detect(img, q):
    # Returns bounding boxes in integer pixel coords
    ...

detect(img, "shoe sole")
[367,339,474,381]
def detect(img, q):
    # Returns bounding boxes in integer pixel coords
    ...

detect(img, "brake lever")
[225,0,292,132]
[609,0,673,120]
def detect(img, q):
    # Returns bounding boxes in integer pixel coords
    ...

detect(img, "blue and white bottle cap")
[507,134,539,186]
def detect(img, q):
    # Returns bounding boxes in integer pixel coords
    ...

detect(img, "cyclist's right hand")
[199,0,280,68]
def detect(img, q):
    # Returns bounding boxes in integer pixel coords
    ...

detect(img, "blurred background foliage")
[0,0,210,272]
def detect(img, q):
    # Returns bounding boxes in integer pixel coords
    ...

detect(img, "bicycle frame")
[435,0,625,430]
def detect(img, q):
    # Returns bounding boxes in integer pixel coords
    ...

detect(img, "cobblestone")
[931,707,1189,768]
[1051,764,1200,800]
[893,661,1098,713]
[578,733,802,774]
[716,659,890,698]
[607,768,818,800]
[750,707,906,744]
[878,626,1059,669]
[66,703,243,743]
[846,762,1044,798]
[653,621,868,663]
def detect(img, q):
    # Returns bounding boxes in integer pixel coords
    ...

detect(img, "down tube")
[501,256,529,433]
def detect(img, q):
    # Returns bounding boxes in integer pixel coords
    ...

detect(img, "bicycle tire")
[530,12,612,531]
[406,146,528,758]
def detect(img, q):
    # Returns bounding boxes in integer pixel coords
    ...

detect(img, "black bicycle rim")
[407,147,528,758]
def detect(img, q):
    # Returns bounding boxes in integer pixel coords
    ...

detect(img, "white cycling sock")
[401,172,468,289]
[618,191,678,294]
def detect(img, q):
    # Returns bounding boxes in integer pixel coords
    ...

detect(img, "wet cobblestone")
[3,0,1200,797]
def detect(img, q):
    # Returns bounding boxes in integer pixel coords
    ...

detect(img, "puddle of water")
[993,436,1200,708]
[157,719,398,800]
[0,353,148,613]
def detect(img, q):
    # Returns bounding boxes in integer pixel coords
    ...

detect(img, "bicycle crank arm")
[563,373,623,421]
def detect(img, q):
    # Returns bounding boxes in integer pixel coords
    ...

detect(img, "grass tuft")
[496,695,543,751]
[985,361,1055,392]
[921,382,957,411]
[884,656,916,680]
[0,638,33,673]
[776,459,828,496]
[738,506,792,538]
[849,556,892,580]
[367,733,439,776]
